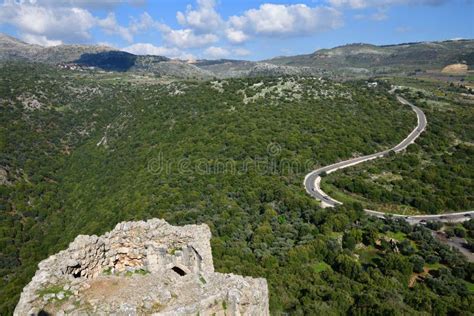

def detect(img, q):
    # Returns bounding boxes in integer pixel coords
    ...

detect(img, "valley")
[1,60,473,314]
[0,29,473,314]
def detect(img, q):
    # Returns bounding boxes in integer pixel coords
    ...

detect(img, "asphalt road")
[304,94,474,223]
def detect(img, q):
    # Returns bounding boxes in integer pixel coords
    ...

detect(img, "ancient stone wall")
[15,219,269,315]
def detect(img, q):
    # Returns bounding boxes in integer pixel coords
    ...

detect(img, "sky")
[0,0,473,61]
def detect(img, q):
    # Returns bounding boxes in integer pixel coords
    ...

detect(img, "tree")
[363,228,378,246]
[453,226,466,238]
[381,253,413,277]
[426,221,443,231]
[342,232,356,250]
[410,255,425,273]
[333,254,361,279]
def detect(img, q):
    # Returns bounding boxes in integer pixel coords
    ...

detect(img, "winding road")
[304,94,473,224]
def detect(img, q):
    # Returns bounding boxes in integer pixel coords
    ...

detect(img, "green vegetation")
[313,262,331,273]
[0,63,472,314]
[134,269,150,276]
[324,77,474,214]
[37,284,73,302]
[356,245,379,264]
[425,262,445,270]
[386,231,407,242]
[124,269,149,277]
[102,267,113,275]
[462,219,474,253]
[37,284,66,297]
[168,247,180,255]
[467,282,474,293]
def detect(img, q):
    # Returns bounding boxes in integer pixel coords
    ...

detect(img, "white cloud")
[0,1,140,45]
[118,11,219,49]
[0,4,96,42]
[8,0,448,60]
[97,13,133,42]
[228,4,343,37]
[123,43,176,55]
[204,46,230,59]
[170,2,344,47]
[225,28,248,44]
[202,46,252,59]
[122,42,195,60]
[15,2,220,51]
[176,0,222,33]
[129,12,159,33]
[122,43,185,58]
[328,0,448,9]
[159,26,219,49]
[20,33,62,46]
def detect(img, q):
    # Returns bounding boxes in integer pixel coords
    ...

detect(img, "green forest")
[0,63,472,314]
[323,78,474,215]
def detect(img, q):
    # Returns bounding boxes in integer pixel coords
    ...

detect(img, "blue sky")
[0,0,472,60]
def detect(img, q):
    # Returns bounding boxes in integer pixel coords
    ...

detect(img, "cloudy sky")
[0,0,472,60]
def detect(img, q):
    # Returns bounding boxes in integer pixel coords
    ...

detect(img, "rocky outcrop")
[15,219,269,315]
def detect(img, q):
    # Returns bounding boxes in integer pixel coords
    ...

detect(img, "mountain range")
[1,33,472,79]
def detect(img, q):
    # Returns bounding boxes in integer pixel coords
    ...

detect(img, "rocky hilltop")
[0,33,213,79]
[3,33,472,79]
[0,33,111,63]
[266,40,474,77]
[15,219,269,315]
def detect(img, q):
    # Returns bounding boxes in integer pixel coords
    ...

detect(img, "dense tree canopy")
[0,63,472,314]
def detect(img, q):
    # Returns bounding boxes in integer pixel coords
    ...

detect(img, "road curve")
[304,94,474,224]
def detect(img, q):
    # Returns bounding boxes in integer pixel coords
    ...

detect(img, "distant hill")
[1,33,473,79]
[0,33,41,60]
[192,59,320,78]
[265,40,474,77]
[0,33,112,63]
[0,33,213,79]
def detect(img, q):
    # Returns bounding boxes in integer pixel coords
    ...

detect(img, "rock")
[14,219,269,316]
[66,259,79,267]
[42,294,55,302]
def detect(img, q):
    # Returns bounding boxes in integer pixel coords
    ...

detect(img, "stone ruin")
[15,219,269,315]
